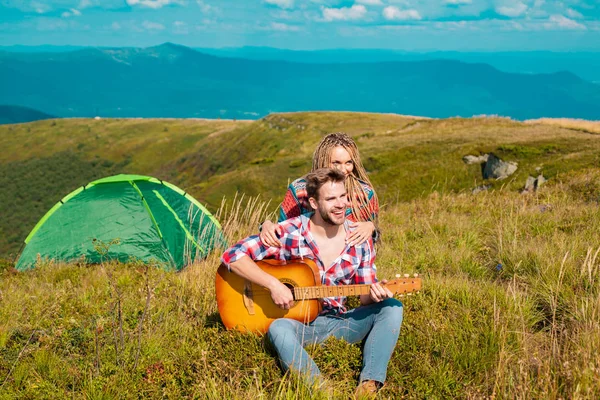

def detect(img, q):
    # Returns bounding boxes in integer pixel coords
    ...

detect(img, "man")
[221,168,403,397]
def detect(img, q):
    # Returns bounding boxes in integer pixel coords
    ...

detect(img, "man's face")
[311,180,348,226]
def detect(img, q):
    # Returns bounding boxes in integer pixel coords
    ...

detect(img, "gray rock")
[521,174,547,194]
[523,176,537,193]
[472,184,491,194]
[463,154,489,165]
[482,153,518,180]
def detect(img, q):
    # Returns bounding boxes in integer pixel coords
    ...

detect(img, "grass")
[3,112,600,258]
[525,118,600,135]
[1,112,600,397]
[1,167,600,398]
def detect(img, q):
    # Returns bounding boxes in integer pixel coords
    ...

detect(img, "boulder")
[482,153,518,180]
[463,154,489,165]
[522,174,546,194]
[472,184,491,195]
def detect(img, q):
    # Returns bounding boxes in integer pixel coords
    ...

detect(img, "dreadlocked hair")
[311,132,379,226]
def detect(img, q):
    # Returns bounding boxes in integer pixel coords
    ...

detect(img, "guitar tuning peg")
[407,292,413,296]
[417,291,420,294]
[403,274,409,278]
[414,273,419,277]
[398,294,404,297]
[395,274,401,278]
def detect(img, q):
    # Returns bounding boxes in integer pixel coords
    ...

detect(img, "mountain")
[1,43,600,120]
[196,47,600,83]
[0,105,54,125]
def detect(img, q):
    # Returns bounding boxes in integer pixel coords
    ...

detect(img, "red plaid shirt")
[221,214,378,315]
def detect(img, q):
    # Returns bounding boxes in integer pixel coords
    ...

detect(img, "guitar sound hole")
[280,280,299,308]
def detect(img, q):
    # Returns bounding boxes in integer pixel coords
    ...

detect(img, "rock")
[472,184,491,194]
[521,174,546,194]
[523,176,536,192]
[536,174,546,187]
[482,153,518,180]
[463,154,489,165]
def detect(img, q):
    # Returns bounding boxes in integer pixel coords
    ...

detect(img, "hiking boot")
[354,380,382,399]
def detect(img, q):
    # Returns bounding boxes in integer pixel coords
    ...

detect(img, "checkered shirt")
[221,214,378,315]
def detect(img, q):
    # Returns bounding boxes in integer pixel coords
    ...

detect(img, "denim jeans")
[267,298,403,384]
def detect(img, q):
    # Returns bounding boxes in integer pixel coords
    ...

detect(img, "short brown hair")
[305,168,346,201]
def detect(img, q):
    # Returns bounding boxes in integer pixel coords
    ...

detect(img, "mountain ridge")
[1,43,599,120]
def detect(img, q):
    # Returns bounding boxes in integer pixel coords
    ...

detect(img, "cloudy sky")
[1,0,599,50]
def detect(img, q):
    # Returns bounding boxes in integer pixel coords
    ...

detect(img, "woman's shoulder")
[288,177,307,194]
[356,178,375,195]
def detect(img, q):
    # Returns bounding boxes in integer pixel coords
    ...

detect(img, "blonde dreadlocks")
[311,132,379,226]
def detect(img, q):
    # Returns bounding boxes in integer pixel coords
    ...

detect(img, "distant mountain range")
[195,47,600,84]
[1,43,599,120]
[4,45,600,83]
[0,105,54,125]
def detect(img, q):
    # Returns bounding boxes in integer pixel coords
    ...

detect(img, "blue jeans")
[267,298,403,384]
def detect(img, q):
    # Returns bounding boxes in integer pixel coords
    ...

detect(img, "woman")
[260,132,379,247]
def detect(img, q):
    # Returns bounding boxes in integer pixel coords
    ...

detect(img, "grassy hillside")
[1,113,600,259]
[1,167,599,398]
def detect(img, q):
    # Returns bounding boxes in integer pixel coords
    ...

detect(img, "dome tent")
[16,174,225,271]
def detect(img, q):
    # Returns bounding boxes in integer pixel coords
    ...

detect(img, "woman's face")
[329,146,354,176]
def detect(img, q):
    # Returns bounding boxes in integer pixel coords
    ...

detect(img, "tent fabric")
[16,174,225,271]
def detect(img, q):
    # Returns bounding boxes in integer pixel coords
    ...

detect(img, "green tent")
[16,174,225,271]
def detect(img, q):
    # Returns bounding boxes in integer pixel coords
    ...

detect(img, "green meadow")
[1,113,599,398]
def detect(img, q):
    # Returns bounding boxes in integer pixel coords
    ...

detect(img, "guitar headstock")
[383,273,422,297]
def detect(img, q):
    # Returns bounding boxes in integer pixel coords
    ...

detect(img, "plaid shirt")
[278,177,378,223]
[221,214,378,315]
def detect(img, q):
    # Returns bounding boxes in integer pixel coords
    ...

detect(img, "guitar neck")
[291,277,421,300]
[292,284,371,300]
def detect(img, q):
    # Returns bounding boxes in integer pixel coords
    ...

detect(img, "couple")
[221,166,404,398]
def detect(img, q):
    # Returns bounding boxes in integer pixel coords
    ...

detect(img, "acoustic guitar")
[215,258,422,334]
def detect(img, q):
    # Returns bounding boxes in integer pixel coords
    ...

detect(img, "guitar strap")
[242,279,256,315]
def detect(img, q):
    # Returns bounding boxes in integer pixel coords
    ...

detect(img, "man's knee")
[378,298,404,327]
[268,318,298,343]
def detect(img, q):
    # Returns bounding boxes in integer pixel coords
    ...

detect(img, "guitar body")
[215,259,322,334]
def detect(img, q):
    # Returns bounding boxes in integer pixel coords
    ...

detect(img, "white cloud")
[322,4,367,21]
[61,8,82,18]
[127,0,182,9]
[31,1,52,14]
[445,0,472,4]
[496,2,528,17]
[173,20,189,34]
[356,0,383,5]
[566,8,583,19]
[142,20,165,30]
[433,20,469,30]
[547,14,586,30]
[196,1,215,13]
[270,22,300,31]
[383,6,421,20]
[264,0,294,9]
[78,0,92,9]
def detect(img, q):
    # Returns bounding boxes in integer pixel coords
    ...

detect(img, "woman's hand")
[346,221,375,246]
[260,220,282,247]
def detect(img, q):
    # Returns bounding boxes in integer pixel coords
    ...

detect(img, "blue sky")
[1,0,599,50]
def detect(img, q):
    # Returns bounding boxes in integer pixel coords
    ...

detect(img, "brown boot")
[354,380,381,399]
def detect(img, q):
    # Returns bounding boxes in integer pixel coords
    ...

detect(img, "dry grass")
[2,170,600,398]
[525,118,600,135]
